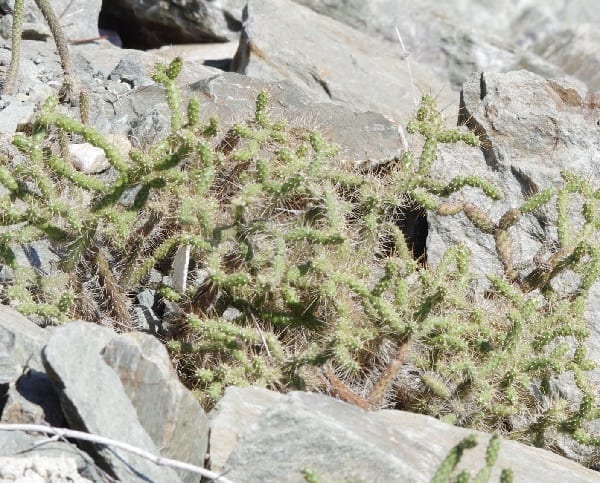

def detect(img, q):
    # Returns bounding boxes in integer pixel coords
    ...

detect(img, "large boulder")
[213,387,600,482]
[293,0,600,91]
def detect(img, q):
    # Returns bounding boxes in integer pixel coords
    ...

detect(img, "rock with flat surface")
[102,331,208,483]
[221,389,600,483]
[42,322,182,482]
[232,0,454,124]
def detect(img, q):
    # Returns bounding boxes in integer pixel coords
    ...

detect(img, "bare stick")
[3,0,24,94]
[395,26,418,109]
[33,0,76,98]
[0,424,235,483]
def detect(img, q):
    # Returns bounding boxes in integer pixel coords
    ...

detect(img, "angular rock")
[1,370,65,427]
[101,331,208,483]
[232,0,454,124]
[68,143,110,174]
[0,307,64,428]
[294,0,521,91]
[428,70,599,284]
[0,97,35,135]
[42,322,182,482]
[0,305,49,384]
[293,1,600,91]
[222,389,600,483]
[99,0,246,49]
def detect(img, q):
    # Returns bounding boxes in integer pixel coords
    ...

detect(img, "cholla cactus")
[0,60,598,460]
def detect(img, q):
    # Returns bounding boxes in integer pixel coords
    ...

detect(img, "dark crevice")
[511,165,539,200]
[388,200,428,263]
[479,72,487,100]
[458,90,498,170]
[310,71,332,99]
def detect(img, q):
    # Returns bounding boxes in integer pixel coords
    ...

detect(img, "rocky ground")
[0,0,599,481]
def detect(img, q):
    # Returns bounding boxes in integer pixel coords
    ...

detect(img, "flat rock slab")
[42,322,182,483]
[222,389,600,483]
[232,0,455,124]
[187,72,404,165]
[102,332,208,483]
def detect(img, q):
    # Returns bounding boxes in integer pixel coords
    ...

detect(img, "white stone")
[68,143,110,174]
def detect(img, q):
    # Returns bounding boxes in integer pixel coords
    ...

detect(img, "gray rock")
[208,385,282,472]
[99,0,246,49]
[187,72,404,165]
[101,331,209,483]
[0,431,105,482]
[232,0,454,124]
[294,0,521,91]
[1,370,65,427]
[0,455,93,482]
[293,0,600,92]
[42,322,182,482]
[109,52,154,89]
[0,0,101,42]
[135,289,155,308]
[532,24,600,91]
[0,307,65,431]
[428,70,599,285]
[0,96,35,134]
[222,388,600,483]
[0,304,49,384]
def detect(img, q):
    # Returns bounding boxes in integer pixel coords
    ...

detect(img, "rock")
[428,70,599,283]
[0,305,49,384]
[0,96,35,134]
[187,72,405,165]
[68,143,110,173]
[147,40,239,69]
[293,0,521,91]
[293,0,600,91]
[0,0,101,42]
[232,0,454,124]
[135,288,155,308]
[101,331,209,483]
[0,431,105,482]
[532,24,600,91]
[99,0,247,49]
[108,51,155,89]
[1,370,65,426]
[0,455,92,483]
[0,306,208,481]
[220,388,600,483]
[208,385,283,472]
[42,322,183,482]
[0,307,64,427]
